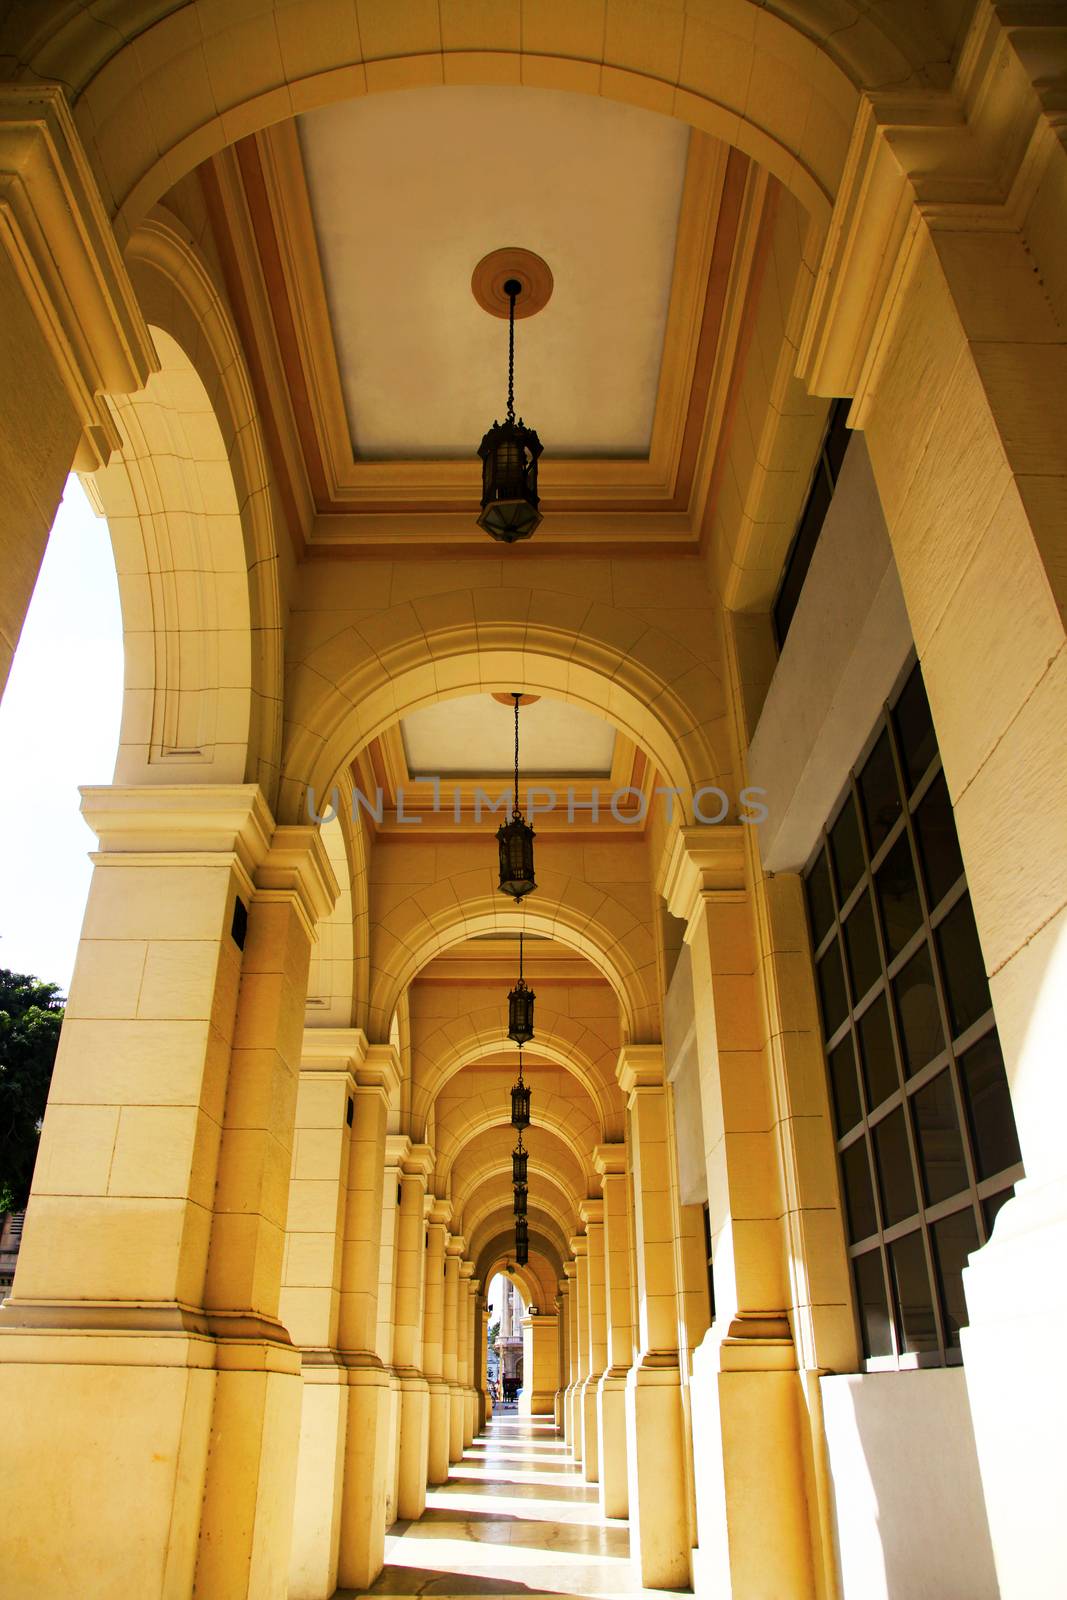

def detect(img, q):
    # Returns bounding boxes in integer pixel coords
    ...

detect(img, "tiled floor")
[341,1410,689,1599]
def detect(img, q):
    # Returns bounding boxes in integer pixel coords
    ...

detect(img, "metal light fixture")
[477,278,542,542]
[497,693,536,900]
[515,1215,529,1265]
[512,1131,528,1186]
[513,1184,528,1217]
[507,930,535,1044]
[510,1046,531,1129]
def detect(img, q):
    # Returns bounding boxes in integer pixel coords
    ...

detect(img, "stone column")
[478,1299,492,1426]
[377,1136,407,1527]
[422,1207,450,1486]
[443,1240,464,1463]
[569,1238,589,1464]
[0,786,336,1600]
[394,1146,433,1520]
[620,1046,691,1591]
[335,1044,400,1589]
[563,1258,581,1458]
[0,87,155,695]
[595,1145,634,1519]
[459,1264,476,1447]
[579,1199,607,1484]
[520,1313,559,1416]
[555,1280,569,1433]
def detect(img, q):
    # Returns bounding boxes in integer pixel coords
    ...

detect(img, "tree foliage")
[0,969,64,1212]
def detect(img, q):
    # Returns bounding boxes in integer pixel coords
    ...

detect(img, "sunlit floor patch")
[341,1413,690,1600]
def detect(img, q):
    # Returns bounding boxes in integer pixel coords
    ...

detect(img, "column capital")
[402,1144,435,1182]
[255,824,339,936]
[0,84,157,470]
[301,1027,368,1077]
[563,1262,577,1281]
[579,1199,604,1228]
[592,1143,627,1178]
[81,783,274,882]
[617,1044,665,1097]
[658,824,747,927]
[459,1260,475,1282]
[569,1235,588,1258]
[427,1200,452,1228]
[445,1236,466,1259]
[385,1134,412,1167]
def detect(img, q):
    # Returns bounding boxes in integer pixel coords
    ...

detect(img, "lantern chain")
[507,284,516,424]
[513,691,521,817]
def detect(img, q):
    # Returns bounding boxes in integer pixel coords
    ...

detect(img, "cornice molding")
[80,783,274,885]
[659,824,748,927]
[255,823,340,936]
[616,1043,666,1097]
[0,84,156,468]
[798,0,1065,417]
[300,1026,369,1076]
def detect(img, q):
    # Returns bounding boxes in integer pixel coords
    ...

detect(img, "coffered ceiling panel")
[297,86,690,460]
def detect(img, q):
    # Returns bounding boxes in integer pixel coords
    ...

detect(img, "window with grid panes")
[804,660,1024,1367]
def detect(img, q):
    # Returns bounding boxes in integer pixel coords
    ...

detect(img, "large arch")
[367,869,658,1044]
[89,207,284,801]
[412,1009,622,1142]
[431,1066,601,1189]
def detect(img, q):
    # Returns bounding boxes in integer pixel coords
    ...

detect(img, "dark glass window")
[936,893,991,1038]
[844,891,881,1003]
[854,1251,893,1359]
[858,994,898,1110]
[931,1208,979,1348]
[773,398,852,646]
[893,664,936,790]
[893,942,944,1076]
[830,796,865,904]
[876,833,922,960]
[803,656,1023,1369]
[828,1037,862,1137]
[858,731,901,856]
[912,1071,968,1205]
[873,1108,917,1227]
[913,770,963,909]
[959,1032,1022,1181]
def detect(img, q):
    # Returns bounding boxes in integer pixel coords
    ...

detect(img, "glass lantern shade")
[511,1076,531,1129]
[516,1236,529,1266]
[507,977,535,1044]
[512,1143,528,1185]
[513,1184,528,1217]
[515,1216,529,1250]
[477,419,543,543]
[497,813,536,900]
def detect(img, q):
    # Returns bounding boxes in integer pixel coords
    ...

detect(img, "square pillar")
[520,1312,559,1415]
[444,1238,464,1463]
[578,1199,607,1484]
[422,1207,450,1485]
[594,1144,634,1519]
[619,1046,691,1591]
[394,1146,433,1520]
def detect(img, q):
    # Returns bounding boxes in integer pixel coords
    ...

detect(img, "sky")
[0,476,123,992]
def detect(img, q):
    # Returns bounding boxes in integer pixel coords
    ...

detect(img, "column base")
[581,1372,601,1481]
[337,1357,392,1591]
[427,1378,450,1485]
[625,1356,690,1590]
[597,1368,629,1518]
[0,1322,217,1600]
[396,1371,430,1520]
[565,1381,583,1462]
[961,1178,1067,1600]
[689,1323,814,1599]
[289,1354,347,1600]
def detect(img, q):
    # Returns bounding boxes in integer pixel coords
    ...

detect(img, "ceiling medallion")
[471,247,554,319]
[475,254,546,543]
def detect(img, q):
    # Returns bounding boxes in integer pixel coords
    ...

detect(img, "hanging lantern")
[512,1134,528,1187]
[507,931,535,1043]
[515,1215,529,1265]
[477,279,543,542]
[497,693,536,900]
[511,1048,531,1129]
[513,1184,528,1217]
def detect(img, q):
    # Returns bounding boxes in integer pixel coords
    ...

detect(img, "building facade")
[0,3,1063,1597]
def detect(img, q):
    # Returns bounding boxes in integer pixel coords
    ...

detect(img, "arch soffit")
[418,1037,617,1148]
[433,1090,598,1190]
[475,1226,565,1288]
[44,5,903,248]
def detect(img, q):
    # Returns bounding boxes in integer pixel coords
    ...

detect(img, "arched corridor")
[0,5,1064,1599]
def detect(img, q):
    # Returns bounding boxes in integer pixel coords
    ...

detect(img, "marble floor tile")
[340,1413,691,1600]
